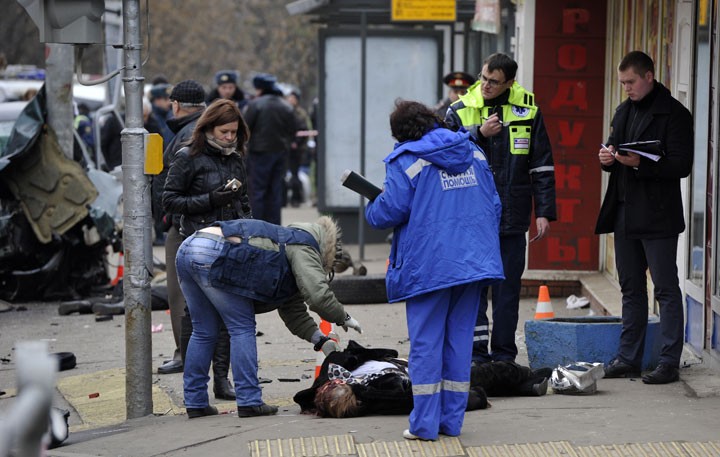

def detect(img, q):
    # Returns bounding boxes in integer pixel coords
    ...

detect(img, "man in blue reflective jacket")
[365,100,504,441]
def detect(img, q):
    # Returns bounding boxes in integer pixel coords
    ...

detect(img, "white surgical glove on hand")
[311,329,340,355]
[320,339,340,355]
[339,313,362,334]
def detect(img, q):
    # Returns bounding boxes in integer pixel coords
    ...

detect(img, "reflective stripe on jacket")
[446,81,556,234]
[366,128,504,302]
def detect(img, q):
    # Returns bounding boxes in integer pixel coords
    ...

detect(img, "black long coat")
[595,82,693,239]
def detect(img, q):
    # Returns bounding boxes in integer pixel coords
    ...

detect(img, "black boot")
[58,300,93,316]
[92,301,125,316]
[180,310,193,363]
[187,405,218,419]
[213,324,235,401]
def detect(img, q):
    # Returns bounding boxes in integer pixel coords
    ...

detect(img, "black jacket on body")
[244,94,296,154]
[162,142,252,237]
[595,82,693,239]
[294,341,488,416]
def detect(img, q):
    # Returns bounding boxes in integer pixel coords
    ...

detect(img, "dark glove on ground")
[209,185,234,207]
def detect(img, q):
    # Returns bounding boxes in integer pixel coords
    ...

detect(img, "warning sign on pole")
[391,0,457,22]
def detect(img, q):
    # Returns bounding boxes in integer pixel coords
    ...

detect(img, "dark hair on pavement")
[190,99,250,156]
[313,380,360,418]
[390,99,445,143]
[483,52,518,81]
[619,51,655,77]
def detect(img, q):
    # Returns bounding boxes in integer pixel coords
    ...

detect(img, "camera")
[224,178,242,192]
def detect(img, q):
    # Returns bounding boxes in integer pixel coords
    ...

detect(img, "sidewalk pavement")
[2,205,720,456]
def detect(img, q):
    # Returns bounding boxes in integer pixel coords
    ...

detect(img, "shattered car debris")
[0,85,123,302]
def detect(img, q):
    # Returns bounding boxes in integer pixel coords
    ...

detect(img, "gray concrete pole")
[45,44,74,159]
[121,0,153,418]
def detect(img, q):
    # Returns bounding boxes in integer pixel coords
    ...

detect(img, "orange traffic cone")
[111,252,124,286]
[534,285,555,319]
[315,319,334,378]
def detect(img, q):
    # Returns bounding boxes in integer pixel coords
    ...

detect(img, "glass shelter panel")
[689,13,711,286]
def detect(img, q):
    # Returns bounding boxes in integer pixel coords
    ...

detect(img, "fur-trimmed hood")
[288,216,341,273]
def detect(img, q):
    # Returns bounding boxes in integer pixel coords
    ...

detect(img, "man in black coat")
[595,51,693,384]
[152,80,206,376]
[243,73,297,225]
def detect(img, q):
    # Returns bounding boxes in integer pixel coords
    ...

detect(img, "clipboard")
[617,140,663,162]
[340,170,382,201]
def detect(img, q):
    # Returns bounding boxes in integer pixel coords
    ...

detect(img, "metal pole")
[45,44,74,159]
[357,10,367,260]
[0,341,57,457]
[121,0,153,418]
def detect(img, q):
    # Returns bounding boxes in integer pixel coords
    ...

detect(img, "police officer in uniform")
[434,71,476,117]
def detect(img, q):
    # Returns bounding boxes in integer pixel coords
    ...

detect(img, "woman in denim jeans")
[176,217,362,419]
[162,98,252,400]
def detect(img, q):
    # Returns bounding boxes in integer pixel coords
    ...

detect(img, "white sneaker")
[403,429,435,441]
[566,294,590,309]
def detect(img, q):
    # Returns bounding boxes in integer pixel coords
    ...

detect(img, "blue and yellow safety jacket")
[446,81,556,235]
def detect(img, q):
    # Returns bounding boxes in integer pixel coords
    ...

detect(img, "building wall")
[530,1,607,271]
[521,0,720,363]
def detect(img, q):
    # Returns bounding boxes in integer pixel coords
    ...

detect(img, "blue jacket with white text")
[365,128,504,302]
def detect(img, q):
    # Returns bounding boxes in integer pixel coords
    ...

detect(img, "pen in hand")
[483,116,509,126]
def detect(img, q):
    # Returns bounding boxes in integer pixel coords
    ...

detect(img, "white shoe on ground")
[566,294,590,309]
[403,429,435,441]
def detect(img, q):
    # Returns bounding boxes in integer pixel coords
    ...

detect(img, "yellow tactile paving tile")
[574,442,720,457]
[357,437,465,457]
[249,435,357,457]
[248,438,720,457]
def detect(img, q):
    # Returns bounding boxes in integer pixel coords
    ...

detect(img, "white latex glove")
[340,314,363,334]
[320,339,341,356]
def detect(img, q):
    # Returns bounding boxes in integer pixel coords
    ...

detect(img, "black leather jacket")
[162,143,252,237]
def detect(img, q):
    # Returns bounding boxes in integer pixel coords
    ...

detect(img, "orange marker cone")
[111,252,124,286]
[534,285,555,319]
[315,319,334,378]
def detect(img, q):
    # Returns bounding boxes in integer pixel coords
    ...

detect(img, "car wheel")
[329,274,387,304]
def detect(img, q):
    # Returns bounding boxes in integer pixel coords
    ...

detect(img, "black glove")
[209,185,234,207]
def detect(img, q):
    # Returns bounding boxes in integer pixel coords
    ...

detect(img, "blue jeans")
[473,233,526,363]
[176,233,262,408]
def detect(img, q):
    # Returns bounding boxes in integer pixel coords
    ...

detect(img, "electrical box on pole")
[17,0,105,44]
[144,133,164,175]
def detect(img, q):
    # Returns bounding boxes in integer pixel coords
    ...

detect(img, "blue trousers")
[406,283,481,439]
[247,151,286,225]
[613,205,684,368]
[473,234,526,363]
[176,233,262,409]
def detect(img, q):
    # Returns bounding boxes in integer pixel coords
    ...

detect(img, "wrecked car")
[0,85,123,302]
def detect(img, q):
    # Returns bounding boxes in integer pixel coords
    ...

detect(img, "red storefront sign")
[529,0,606,270]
